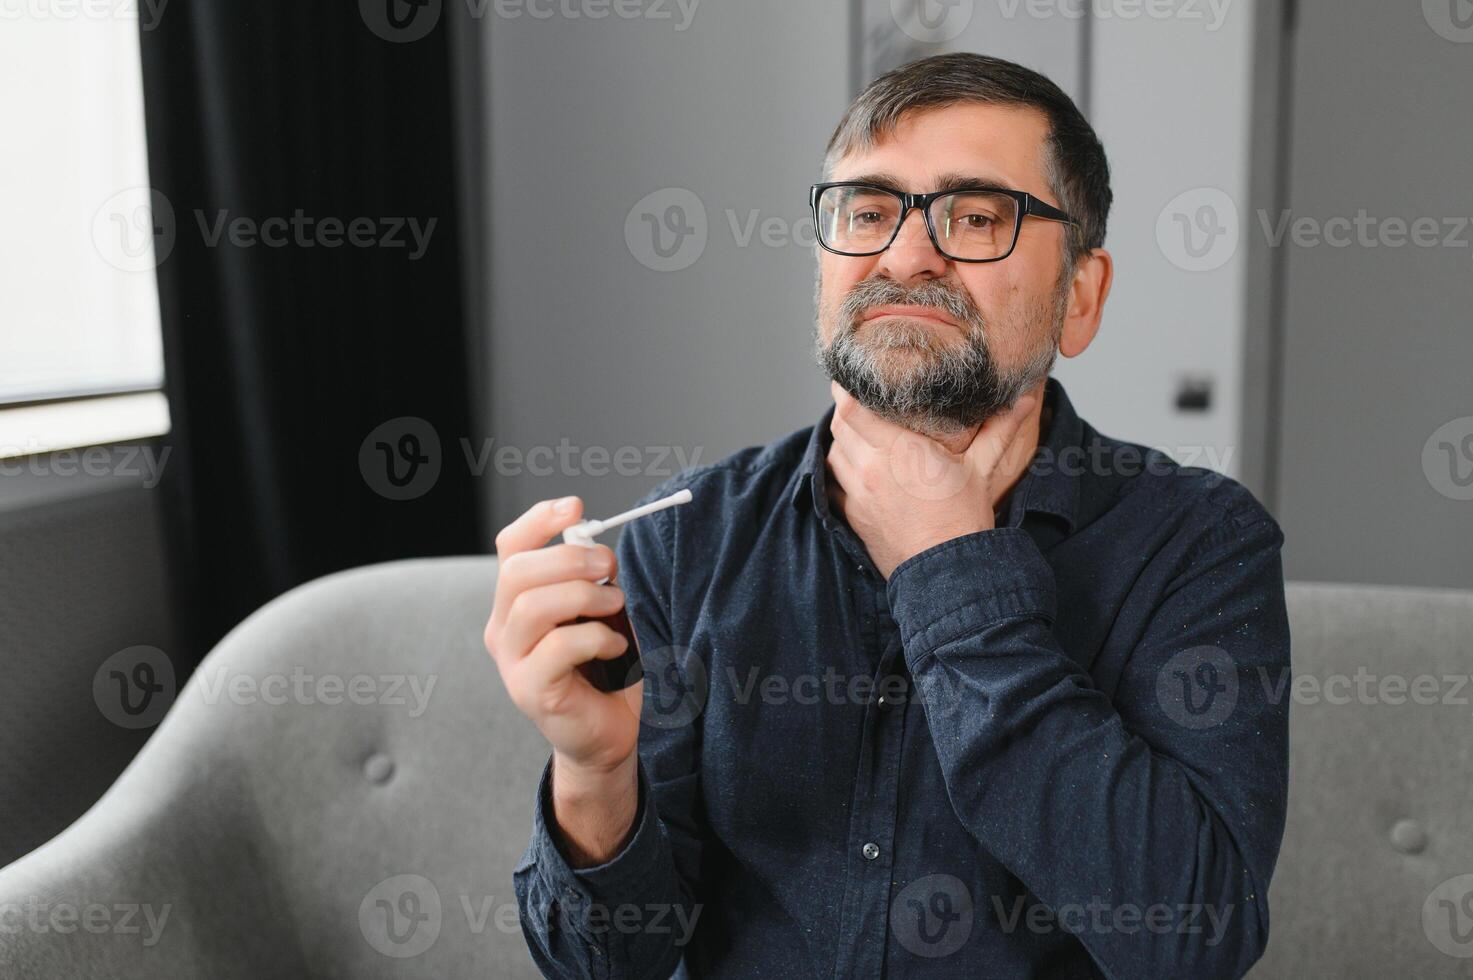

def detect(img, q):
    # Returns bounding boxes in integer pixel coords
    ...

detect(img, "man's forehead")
[830,102,1051,192]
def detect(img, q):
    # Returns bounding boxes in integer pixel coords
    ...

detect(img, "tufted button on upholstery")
[363,752,395,785]
[1389,819,1428,855]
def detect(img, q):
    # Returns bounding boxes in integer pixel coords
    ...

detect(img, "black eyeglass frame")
[809,181,1078,263]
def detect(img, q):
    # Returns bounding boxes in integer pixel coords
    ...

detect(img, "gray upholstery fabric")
[0,561,1469,978]
[0,556,546,979]
[1250,583,1473,979]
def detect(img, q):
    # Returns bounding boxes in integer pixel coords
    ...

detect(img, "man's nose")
[875,208,949,282]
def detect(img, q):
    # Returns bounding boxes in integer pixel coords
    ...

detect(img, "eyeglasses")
[809,181,1077,263]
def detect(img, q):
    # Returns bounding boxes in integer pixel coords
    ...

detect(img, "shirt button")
[877,695,888,706]
[862,842,880,860]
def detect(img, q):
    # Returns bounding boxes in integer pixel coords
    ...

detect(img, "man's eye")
[853,210,887,225]
[959,214,996,228]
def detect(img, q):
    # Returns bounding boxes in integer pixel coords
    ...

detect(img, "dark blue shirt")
[513,379,1290,979]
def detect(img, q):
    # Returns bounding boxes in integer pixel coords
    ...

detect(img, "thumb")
[965,390,1040,471]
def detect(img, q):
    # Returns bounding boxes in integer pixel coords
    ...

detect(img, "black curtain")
[138,1,483,663]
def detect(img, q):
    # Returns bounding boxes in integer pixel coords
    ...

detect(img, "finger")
[832,382,887,445]
[493,496,584,561]
[832,389,909,450]
[830,380,851,412]
[967,389,1040,465]
[490,542,616,634]
[490,496,587,637]
[830,403,882,460]
[515,620,631,698]
[499,579,626,664]
[999,395,1043,472]
[826,438,872,502]
[829,417,879,477]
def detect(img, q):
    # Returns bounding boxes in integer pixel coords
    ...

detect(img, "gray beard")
[814,272,1064,437]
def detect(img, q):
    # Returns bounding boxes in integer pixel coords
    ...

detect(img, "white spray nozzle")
[562,489,693,548]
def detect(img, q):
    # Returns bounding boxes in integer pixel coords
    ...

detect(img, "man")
[488,52,1289,979]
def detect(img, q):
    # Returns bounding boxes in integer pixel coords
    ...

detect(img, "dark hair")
[823,53,1112,261]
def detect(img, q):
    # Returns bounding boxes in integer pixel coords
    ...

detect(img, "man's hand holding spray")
[485,490,692,866]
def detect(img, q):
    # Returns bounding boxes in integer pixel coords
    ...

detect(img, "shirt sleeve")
[886,503,1290,980]
[512,486,705,980]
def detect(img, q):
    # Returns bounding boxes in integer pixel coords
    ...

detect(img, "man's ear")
[1059,248,1113,358]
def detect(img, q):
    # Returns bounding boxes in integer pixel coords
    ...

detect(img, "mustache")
[837,275,984,334]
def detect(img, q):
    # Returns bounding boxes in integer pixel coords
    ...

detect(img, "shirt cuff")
[530,752,668,907]
[886,526,1057,660]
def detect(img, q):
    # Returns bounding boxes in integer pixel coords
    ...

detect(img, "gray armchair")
[1,558,1470,977]
[0,557,546,979]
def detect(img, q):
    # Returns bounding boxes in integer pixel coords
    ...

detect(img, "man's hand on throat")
[825,380,1043,579]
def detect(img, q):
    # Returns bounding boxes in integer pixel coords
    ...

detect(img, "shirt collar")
[789,377,1083,533]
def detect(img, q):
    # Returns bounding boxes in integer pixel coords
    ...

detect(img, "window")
[0,3,169,454]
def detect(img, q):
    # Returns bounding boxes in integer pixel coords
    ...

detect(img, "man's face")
[815,102,1074,435]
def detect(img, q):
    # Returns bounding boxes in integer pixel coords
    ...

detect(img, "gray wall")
[0,451,177,866]
[1060,0,1259,485]
[1270,0,1473,588]
[481,1,855,530]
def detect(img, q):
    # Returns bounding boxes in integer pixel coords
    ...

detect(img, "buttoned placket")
[824,519,910,979]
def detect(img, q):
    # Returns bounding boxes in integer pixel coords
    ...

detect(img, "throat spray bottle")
[561,488,693,692]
